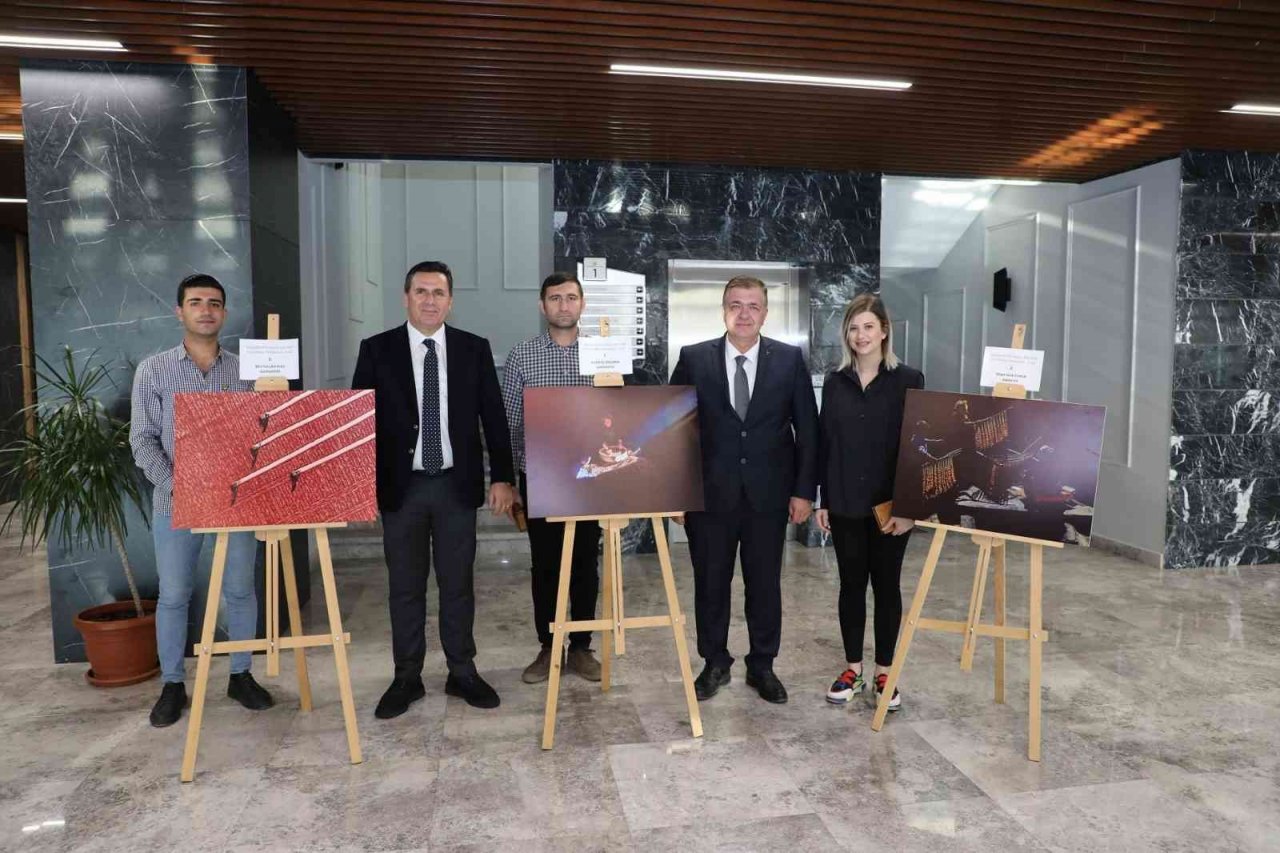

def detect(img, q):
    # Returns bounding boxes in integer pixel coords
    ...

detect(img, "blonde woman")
[815,293,923,711]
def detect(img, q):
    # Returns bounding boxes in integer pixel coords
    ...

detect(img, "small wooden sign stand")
[180,314,362,782]
[871,324,1061,761]
[538,318,703,750]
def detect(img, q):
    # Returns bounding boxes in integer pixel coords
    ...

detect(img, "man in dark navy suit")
[670,276,819,704]
[352,260,515,717]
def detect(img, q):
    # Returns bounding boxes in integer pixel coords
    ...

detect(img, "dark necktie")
[734,354,750,421]
[422,339,443,474]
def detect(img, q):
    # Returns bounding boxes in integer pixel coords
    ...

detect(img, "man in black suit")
[353,260,516,716]
[670,275,819,704]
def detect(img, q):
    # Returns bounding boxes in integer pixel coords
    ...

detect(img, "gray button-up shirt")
[129,343,252,516]
[501,331,594,472]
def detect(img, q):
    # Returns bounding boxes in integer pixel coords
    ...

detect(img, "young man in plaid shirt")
[501,272,603,683]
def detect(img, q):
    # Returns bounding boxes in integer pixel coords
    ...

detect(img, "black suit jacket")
[818,363,925,518]
[352,323,515,513]
[670,335,819,513]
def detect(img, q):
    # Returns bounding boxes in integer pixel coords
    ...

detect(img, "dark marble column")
[22,59,256,661]
[553,160,880,551]
[1167,150,1280,568]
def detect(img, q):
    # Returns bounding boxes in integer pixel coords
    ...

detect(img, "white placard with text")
[239,339,301,381]
[980,346,1044,391]
[578,335,634,376]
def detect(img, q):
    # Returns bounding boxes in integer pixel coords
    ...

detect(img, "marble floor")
[2,522,1279,852]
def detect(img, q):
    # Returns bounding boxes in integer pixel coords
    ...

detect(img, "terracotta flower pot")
[73,600,161,687]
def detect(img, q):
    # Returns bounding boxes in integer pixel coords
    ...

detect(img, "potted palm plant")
[2,347,158,686]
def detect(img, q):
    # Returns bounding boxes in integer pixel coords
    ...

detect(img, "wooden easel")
[871,324,1060,761]
[539,318,704,749]
[180,315,362,782]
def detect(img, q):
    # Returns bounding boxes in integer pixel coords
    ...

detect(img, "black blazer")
[818,362,924,518]
[670,335,819,513]
[352,323,514,513]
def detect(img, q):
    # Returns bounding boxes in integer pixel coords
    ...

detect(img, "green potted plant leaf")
[2,347,159,686]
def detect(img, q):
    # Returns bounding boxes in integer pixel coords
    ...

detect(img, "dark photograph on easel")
[524,386,704,519]
[892,389,1106,544]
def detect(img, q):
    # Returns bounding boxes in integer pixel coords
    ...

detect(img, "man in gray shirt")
[502,272,602,684]
[130,273,273,727]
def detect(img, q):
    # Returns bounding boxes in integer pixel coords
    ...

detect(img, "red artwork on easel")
[172,390,378,529]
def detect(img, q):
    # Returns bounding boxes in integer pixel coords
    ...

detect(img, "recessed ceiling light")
[0,198,27,204]
[609,63,910,91]
[1224,103,1280,116]
[0,34,126,52]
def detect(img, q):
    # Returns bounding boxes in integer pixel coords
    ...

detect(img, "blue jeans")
[153,512,259,683]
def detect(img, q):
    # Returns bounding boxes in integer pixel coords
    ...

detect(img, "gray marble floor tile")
[55,766,262,851]
[765,720,984,808]
[996,766,1280,853]
[909,706,1148,798]
[0,777,83,853]
[609,736,813,832]
[631,812,836,851]
[0,707,143,785]
[429,743,629,846]
[818,794,1048,852]
[225,760,437,851]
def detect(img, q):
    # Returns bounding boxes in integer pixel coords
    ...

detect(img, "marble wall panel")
[21,60,260,660]
[1168,149,1280,568]
[553,160,880,551]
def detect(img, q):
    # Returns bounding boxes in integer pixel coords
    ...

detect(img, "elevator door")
[666,259,809,376]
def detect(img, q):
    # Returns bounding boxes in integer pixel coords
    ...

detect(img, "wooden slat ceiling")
[2,0,1280,181]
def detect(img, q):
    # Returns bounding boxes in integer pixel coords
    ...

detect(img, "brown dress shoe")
[566,648,602,682]
[522,647,554,684]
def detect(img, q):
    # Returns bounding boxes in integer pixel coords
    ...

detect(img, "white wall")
[299,160,383,390]
[910,159,1180,561]
[879,267,927,370]
[299,157,552,389]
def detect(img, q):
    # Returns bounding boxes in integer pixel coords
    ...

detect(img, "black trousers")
[829,513,911,667]
[685,500,788,672]
[381,471,478,680]
[520,473,600,650]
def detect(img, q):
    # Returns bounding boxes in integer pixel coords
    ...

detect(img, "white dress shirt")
[724,335,760,413]
[407,322,454,471]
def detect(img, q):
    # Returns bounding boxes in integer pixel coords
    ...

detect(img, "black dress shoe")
[445,672,500,709]
[227,672,275,710]
[149,681,187,728]
[694,664,731,701]
[375,677,426,719]
[746,668,788,704]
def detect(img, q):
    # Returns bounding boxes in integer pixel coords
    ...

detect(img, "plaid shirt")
[501,331,594,472]
[129,343,253,516]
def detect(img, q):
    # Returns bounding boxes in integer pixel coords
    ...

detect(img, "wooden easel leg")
[960,538,994,672]
[181,532,229,783]
[541,521,577,750]
[265,537,280,678]
[1028,543,1044,761]
[992,541,1007,704]
[599,523,614,692]
[873,526,948,732]
[652,518,703,739]
[315,529,362,765]
[613,526,626,656]
[279,536,313,712]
